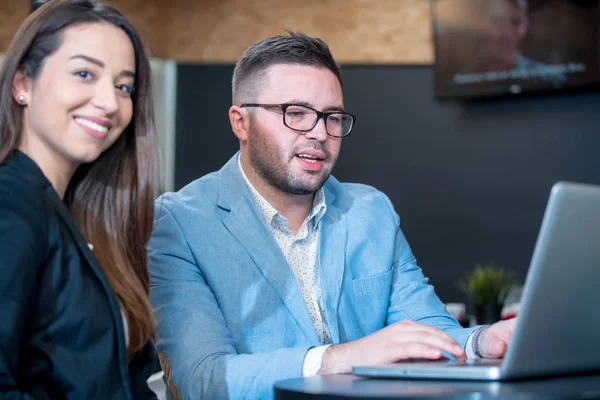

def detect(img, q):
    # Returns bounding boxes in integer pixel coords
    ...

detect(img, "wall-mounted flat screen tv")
[432,0,599,99]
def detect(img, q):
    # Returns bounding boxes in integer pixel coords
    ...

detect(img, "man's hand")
[318,320,466,375]
[476,318,517,358]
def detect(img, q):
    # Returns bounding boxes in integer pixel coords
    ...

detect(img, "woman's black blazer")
[0,150,158,399]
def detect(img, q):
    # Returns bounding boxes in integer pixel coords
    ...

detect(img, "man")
[480,0,530,72]
[474,0,565,81]
[148,32,516,399]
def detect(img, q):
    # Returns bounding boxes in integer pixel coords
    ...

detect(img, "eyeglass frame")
[240,103,356,138]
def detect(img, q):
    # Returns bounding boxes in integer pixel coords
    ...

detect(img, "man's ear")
[229,105,250,142]
[12,69,32,105]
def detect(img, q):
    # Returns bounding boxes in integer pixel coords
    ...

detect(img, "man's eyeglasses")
[240,103,356,138]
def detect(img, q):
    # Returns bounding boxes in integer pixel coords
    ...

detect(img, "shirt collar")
[238,154,327,230]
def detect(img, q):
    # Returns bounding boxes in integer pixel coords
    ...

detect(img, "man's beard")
[247,121,334,195]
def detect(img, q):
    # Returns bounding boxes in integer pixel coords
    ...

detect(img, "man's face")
[484,0,529,70]
[244,64,344,195]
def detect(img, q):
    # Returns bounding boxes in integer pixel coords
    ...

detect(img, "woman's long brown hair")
[0,0,157,356]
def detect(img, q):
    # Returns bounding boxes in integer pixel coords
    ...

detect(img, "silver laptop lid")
[501,181,600,379]
[352,182,600,381]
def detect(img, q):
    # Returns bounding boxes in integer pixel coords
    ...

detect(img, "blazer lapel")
[218,155,320,346]
[45,188,130,378]
[318,184,347,344]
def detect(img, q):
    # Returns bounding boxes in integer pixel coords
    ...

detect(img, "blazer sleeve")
[0,184,48,399]
[380,192,478,347]
[148,204,309,400]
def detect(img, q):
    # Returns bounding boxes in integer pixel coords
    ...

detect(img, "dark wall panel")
[176,64,600,304]
[175,65,238,188]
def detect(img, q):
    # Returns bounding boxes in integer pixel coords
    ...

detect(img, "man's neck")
[241,157,314,234]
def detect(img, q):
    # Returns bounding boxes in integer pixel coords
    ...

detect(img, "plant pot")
[474,303,502,325]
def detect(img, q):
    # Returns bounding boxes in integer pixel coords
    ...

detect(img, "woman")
[0,0,159,398]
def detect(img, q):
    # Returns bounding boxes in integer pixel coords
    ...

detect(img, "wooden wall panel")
[0,0,434,64]
[163,0,433,64]
[0,0,29,53]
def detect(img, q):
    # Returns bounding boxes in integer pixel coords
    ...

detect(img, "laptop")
[353,181,600,381]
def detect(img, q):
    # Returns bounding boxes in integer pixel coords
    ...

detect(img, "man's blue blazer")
[148,153,475,399]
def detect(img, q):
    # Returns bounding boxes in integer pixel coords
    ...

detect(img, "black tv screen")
[432,0,600,99]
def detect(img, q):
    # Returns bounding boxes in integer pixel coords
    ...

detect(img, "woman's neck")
[18,143,77,199]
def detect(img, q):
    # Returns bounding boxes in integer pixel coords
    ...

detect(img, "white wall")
[150,58,177,193]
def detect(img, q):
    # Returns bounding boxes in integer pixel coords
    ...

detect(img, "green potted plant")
[457,263,515,325]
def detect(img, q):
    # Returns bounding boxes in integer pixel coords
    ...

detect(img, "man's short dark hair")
[232,31,342,104]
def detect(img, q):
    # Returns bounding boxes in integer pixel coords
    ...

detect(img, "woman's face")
[15,22,136,169]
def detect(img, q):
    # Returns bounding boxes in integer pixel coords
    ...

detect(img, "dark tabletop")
[275,373,600,400]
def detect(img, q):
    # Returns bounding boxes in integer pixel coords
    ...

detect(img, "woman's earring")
[17,95,25,104]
